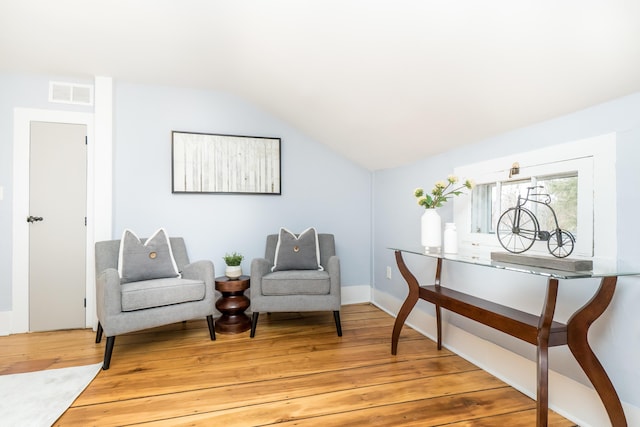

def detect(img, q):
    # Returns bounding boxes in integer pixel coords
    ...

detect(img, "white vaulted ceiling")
[1,0,640,170]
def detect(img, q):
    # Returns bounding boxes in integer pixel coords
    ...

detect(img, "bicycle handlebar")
[524,186,551,204]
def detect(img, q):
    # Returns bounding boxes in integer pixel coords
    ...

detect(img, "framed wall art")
[172,131,281,194]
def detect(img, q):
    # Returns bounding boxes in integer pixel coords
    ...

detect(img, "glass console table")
[389,248,636,427]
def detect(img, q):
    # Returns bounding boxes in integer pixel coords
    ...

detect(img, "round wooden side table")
[214,275,251,334]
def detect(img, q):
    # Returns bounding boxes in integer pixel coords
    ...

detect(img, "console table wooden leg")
[435,303,442,350]
[392,250,420,355]
[434,257,443,350]
[567,276,626,427]
[536,278,559,427]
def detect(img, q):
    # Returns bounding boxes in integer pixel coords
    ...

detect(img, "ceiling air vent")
[49,81,94,106]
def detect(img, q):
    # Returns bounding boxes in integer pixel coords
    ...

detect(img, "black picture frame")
[172,131,281,194]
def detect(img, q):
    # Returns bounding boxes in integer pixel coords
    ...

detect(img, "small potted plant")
[222,252,244,279]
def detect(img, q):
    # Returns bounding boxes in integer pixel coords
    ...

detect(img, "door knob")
[27,216,43,223]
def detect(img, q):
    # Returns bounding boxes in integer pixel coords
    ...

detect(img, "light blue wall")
[0,73,93,311]
[373,92,640,407]
[0,74,372,314]
[112,81,372,286]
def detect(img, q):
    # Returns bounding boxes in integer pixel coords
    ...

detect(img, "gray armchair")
[250,233,342,337]
[94,237,218,369]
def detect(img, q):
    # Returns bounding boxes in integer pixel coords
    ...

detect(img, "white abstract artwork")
[172,131,281,194]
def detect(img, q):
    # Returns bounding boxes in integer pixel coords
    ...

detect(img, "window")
[471,174,578,237]
[454,134,616,260]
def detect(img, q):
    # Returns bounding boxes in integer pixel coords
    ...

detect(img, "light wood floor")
[0,304,576,426]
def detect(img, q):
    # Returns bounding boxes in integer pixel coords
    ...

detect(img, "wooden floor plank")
[123,372,511,427]
[0,303,576,426]
[271,389,575,427]
[76,338,447,406]
[63,357,480,426]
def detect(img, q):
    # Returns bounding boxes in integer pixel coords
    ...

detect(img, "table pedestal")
[214,276,251,334]
[391,250,627,427]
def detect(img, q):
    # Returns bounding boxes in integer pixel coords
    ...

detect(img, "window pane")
[471,183,495,233]
[500,180,531,217]
[470,175,577,240]
[536,175,578,237]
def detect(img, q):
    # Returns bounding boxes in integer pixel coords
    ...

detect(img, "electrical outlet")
[0,186,3,200]
[386,266,392,279]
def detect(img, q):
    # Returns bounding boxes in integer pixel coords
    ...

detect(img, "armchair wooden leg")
[250,312,259,338]
[95,322,103,343]
[206,315,216,340]
[333,311,342,337]
[103,336,115,370]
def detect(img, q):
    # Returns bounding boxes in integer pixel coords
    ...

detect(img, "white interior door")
[29,121,87,331]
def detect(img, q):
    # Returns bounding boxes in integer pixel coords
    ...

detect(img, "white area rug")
[0,363,102,427]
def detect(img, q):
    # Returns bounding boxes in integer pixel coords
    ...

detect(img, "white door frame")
[12,104,111,333]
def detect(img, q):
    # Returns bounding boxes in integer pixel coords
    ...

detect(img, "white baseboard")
[372,288,640,427]
[341,284,371,305]
[0,311,11,336]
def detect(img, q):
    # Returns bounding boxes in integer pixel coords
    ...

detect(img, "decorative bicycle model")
[496,186,575,258]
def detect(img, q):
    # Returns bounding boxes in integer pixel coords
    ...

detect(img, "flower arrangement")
[414,175,474,209]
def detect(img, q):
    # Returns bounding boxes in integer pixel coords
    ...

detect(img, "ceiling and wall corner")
[1,0,639,170]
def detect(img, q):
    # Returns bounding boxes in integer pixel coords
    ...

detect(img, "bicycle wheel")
[547,230,575,258]
[496,208,537,253]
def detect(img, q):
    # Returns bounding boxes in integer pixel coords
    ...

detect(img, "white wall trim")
[90,76,114,328]
[341,284,372,305]
[12,108,94,333]
[11,77,112,333]
[0,311,11,336]
[372,287,640,427]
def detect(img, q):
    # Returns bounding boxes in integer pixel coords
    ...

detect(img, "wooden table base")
[215,276,251,334]
[391,250,627,427]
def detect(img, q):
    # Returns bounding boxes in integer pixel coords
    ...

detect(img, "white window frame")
[453,133,616,261]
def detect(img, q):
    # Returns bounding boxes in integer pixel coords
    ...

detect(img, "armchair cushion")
[272,227,323,272]
[262,270,331,295]
[121,277,206,312]
[118,228,180,284]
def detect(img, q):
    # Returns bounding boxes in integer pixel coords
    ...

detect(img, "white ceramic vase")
[225,265,242,279]
[421,209,442,250]
[443,222,458,254]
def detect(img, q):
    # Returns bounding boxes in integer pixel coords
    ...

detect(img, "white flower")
[413,174,474,209]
